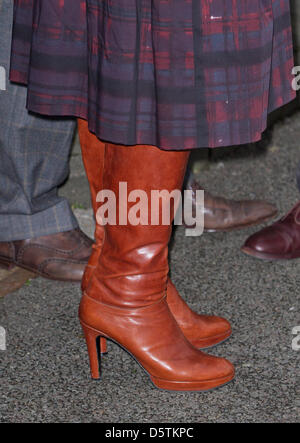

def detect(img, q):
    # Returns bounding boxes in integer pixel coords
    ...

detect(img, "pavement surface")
[1,103,300,423]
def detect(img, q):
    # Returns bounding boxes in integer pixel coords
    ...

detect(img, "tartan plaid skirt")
[10,0,296,150]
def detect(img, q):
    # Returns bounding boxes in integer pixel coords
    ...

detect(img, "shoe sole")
[0,257,84,282]
[150,374,235,392]
[185,212,277,233]
[241,246,300,261]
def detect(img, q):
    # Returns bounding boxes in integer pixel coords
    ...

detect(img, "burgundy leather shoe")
[185,179,278,232]
[0,228,93,282]
[242,201,300,260]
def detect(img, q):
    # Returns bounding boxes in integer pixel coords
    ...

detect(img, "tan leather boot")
[78,120,231,349]
[77,119,106,293]
[79,141,234,391]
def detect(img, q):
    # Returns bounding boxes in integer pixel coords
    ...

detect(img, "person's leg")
[0,0,77,241]
[78,120,231,349]
[79,141,235,391]
[0,0,92,282]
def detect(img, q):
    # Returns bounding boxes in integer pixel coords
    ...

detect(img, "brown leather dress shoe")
[185,179,278,232]
[0,228,93,282]
[242,201,300,260]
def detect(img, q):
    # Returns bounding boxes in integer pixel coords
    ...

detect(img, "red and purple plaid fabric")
[10,0,296,150]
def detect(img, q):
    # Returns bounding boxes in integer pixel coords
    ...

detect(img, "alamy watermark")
[96,183,204,236]
[0,326,6,351]
[292,326,300,351]
[0,66,6,91]
[292,66,300,91]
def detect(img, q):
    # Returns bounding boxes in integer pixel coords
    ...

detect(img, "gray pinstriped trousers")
[0,0,78,241]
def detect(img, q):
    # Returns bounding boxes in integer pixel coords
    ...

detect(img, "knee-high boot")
[78,120,232,349]
[79,141,234,391]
